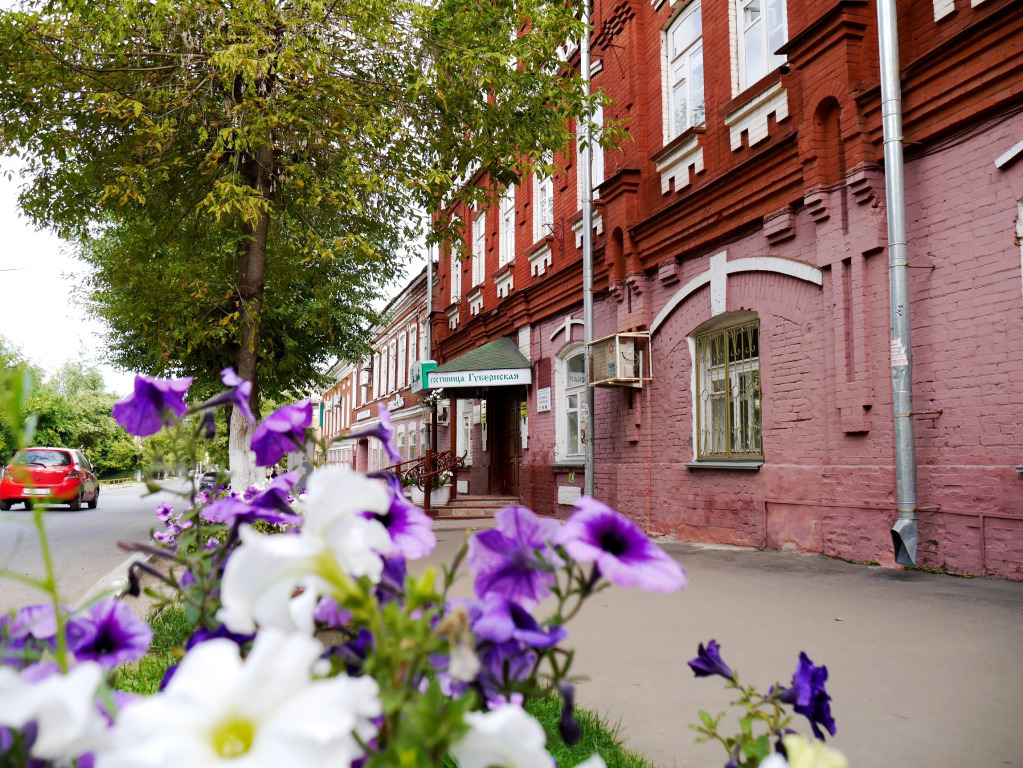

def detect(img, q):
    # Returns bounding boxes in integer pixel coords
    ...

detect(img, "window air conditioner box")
[588,332,652,388]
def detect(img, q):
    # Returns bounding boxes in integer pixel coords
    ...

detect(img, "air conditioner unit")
[588,332,652,388]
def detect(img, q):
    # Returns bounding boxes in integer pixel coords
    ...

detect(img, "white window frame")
[499,187,516,266]
[736,0,787,92]
[554,342,587,461]
[388,339,397,394]
[450,253,462,304]
[397,332,407,390]
[576,104,605,209]
[456,398,474,465]
[408,324,418,377]
[472,210,487,286]
[373,353,381,400]
[693,315,762,460]
[665,2,705,141]
[533,172,554,243]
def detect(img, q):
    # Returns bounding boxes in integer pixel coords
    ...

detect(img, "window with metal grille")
[695,318,762,460]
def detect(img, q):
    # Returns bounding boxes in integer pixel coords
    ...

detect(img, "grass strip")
[114,606,657,768]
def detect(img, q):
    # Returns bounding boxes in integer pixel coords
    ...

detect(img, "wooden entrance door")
[488,392,521,497]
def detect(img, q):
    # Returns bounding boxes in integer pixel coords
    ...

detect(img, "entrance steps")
[432,494,519,518]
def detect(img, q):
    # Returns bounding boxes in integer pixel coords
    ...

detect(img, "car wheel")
[0,500,10,511]
[69,490,82,511]
[87,488,98,509]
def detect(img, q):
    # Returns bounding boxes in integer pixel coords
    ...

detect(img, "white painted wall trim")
[651,252,823,334]
[723,81,788,151]
[655,133,704,193]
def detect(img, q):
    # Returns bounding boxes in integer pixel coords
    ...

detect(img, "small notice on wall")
[536,387,552,412]
[557,486,582,505]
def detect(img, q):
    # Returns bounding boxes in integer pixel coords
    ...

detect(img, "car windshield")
[13,450,72,467]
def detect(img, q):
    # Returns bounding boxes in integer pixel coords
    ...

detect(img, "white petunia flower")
[0,661,107,764]
[96,628,382,768]
[219,466,393,634]
[573,757,609,768]
[449,705,555,768]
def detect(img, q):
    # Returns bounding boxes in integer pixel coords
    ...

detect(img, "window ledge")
[686,461,763,471]
[1016,466,1023,474]
[551,461,586,470]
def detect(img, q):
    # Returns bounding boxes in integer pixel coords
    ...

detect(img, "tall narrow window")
[564,353,586,457]
[456,399,474,465]
[472,210,486,286]
[388,339,397,394]
[450,253,462,304]
[667,2,704,139]
[397,332,407,390]
[737,0,786,91]
[534,172,554,242]
[499,187,516,266]
[408,324,418,376]
[695,317,762,460]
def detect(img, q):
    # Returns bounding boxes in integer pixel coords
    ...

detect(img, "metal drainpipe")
[876,0,919,566]
[580,0,596,498]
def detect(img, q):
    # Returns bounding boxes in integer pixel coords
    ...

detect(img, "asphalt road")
[0,483,181,614]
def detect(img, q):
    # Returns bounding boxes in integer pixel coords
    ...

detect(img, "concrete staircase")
[432,494,520,518]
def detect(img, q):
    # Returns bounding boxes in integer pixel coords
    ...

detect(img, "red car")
[0,448,100,511]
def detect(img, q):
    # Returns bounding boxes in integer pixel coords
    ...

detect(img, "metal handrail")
[385,449,467,514]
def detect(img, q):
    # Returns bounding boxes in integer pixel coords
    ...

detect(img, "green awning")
[429,337,532,388]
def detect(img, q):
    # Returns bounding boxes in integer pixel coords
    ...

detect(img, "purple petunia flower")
[476,640,536,710]
[553,497,686,592]
[111,374,193,437]
[200,496,300,527]
[347,403,402,467]
[467,505,561,606]
[776,652,837,740]
[66,599,152,668]
[250,399,312,467]
[187,367,255,427]
[314,596,352,628]
[365,473,436,560]
[688,639,735,681]
[473,595,567,649]
[200,471,302,527]
[1,604,65,668]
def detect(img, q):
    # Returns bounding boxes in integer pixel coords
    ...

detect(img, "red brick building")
[392,0,1023,578]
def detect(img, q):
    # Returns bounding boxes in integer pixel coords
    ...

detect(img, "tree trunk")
[229,143,274,490]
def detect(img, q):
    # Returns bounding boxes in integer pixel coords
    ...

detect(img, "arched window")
[555,343,587,461]
[693,313,762,460]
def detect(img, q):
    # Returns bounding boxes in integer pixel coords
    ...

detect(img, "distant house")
[320,265,433,472]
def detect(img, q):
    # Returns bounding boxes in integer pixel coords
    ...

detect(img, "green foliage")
[111,607,192,696]
[0,0,607,407]
[0,339,141,473]
[525,694,658,768]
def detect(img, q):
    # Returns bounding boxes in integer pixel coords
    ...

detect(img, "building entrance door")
[488,392,521,497]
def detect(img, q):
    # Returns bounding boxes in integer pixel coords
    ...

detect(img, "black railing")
[385,448,467,515]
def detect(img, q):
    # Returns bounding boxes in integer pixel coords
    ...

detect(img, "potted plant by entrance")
[409,470,452,507]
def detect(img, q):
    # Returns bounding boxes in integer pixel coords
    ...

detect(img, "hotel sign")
[410,360,437,394]
[428,367,532,388]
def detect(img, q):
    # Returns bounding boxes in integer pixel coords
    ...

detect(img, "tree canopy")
[0,0,601,480]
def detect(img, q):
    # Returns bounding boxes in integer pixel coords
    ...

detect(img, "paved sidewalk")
[427,526,1023,768]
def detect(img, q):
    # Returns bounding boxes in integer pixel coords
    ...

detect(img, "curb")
[75,553,148,610]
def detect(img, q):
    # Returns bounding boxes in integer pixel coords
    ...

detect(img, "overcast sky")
[0,170,137,395]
